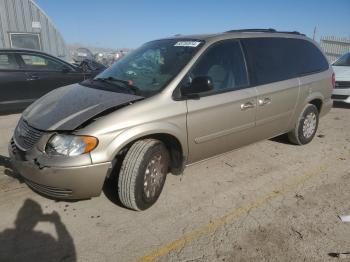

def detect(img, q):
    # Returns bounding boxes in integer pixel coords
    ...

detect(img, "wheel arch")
[108,123,188,175]
[304,92,324,113]
[308,98,323,113]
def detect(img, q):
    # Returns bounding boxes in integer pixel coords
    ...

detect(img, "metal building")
[320,36,350,63]
[0,0,68,59]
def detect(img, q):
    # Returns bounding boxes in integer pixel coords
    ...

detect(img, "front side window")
[10,33,41,50]
[20,54,64,71]
[333,53,350,67]
[93,39,204,96]
[183,40,249,94]
[0,53,19,69]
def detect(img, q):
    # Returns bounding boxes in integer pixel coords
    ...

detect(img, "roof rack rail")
[226,28,277,33]
[277,31,305,36]
[225,28,305,36]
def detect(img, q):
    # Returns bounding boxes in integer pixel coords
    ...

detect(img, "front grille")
[24,178,73,198]
[331,94,349,100]
[14,119,44,151]
[335,81,350,89]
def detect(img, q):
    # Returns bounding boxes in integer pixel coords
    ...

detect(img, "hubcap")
[302,112,316,138]
[143,154,165,200]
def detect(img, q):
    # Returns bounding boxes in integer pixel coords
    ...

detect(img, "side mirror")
[61,66,71,73]
[181,76,214,97]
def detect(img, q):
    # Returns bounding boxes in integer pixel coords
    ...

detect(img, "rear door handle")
[258,97,271,106]
[240,101,255,111]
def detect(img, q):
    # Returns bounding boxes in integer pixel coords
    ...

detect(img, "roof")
[0,48,54,54]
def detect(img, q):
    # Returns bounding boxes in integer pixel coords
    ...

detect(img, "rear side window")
[20,54,64,71]
[242,38,329,86]
[0,53,19,69]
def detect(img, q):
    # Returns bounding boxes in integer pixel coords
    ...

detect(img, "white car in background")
[332,52,350,103]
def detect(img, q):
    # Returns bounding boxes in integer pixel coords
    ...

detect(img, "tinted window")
[242,38,329,86]
[184,40,248,94]
[0,54,19,69]
[20,54,64,71]
[296,40,329,74]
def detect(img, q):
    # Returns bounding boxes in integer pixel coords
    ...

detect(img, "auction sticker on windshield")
[174,41,201,47]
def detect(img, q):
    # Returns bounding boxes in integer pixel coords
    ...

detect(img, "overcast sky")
[36,0,350,49]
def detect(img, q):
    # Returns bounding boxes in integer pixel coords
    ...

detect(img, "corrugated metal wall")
[0,0,68,59]
[320,36,350,63]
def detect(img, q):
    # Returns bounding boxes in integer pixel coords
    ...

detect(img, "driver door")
[18,53,84,99]
[184,40,258,163]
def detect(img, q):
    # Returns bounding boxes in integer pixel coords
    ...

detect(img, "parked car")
[0,49,104,114]
[332,52,350,103]
[9,29,333,211]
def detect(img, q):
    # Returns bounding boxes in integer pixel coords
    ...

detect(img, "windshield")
[333,52,350,67]
[90,39,204,96]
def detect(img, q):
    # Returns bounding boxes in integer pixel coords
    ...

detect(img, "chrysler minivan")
[9,29,333,210]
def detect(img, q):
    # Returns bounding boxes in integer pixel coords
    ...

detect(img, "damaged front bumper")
[8,138,112,199]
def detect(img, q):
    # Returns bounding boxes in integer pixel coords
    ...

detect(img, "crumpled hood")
[332,66,350,80]
[22,84,143,131]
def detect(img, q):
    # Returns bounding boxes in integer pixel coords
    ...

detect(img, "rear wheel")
[118,139,169,211]
[288,104,319,145]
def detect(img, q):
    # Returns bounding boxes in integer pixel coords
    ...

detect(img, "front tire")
[288,104,319,145]
[118,139,169,211]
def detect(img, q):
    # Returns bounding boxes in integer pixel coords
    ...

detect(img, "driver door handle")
[240,101,255,111]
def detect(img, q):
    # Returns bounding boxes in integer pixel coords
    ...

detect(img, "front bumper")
[9,140,112,199]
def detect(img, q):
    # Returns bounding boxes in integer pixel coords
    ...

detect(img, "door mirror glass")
[182,76,214,96]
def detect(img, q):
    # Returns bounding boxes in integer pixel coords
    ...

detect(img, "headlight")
[45,134,98,156]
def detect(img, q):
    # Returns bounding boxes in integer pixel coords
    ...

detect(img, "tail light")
[332,73,336,89]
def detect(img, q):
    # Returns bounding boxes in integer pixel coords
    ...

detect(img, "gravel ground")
[0,104,349,262]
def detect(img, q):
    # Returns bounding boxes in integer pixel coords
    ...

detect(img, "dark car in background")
[0,49,105,114]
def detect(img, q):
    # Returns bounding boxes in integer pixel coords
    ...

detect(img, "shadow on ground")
[270,134,292,145]
[333,101,350,109]
[0,199,76,262]
[102,156,127,209]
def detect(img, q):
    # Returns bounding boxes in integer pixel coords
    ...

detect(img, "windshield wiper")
[94,77,139,94]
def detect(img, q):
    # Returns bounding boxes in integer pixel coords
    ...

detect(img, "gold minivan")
[9,29,333,210]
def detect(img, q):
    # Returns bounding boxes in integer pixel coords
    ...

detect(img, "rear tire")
[288,104,319,145]
[118,139,169,211]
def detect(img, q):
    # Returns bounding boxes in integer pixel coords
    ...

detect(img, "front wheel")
[288,104,319,145]
[118,139,169,211]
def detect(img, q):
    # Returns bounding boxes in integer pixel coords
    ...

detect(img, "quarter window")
[185,40,249,94]
[0,54,19,69]
[242,38,329,86]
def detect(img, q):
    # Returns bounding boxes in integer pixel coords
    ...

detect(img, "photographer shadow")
[0,199,76,262]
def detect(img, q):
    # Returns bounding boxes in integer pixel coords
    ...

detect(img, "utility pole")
[313,26,317,40]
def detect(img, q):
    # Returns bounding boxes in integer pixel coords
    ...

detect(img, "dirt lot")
[0,104,349,262]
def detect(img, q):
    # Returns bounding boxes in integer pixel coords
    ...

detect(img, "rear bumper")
[332,89,350,104]
[9,142,112,199]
